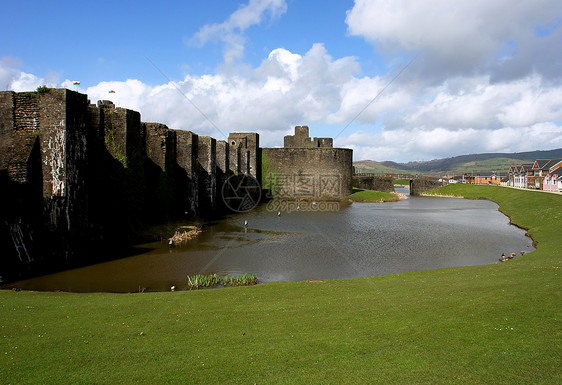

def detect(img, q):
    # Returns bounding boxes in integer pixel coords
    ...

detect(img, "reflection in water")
[8,196,534,292]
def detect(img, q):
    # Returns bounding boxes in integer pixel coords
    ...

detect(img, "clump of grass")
[223,273,258,287]
[186,273,221,289]
[348,188,401,202]
[36,85,50,94]
[186,273,258,289]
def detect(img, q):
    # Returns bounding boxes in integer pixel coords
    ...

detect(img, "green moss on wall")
[261,150,282,195]
[104,127,128,168]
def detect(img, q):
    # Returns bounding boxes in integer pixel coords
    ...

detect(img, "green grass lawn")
[1,185,560,384]
[348,187,400,202]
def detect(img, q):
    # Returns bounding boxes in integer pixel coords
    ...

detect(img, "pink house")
[543,169,561,192]
[543,165,562,192]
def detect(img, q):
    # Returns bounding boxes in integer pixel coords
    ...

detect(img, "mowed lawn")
[1,185,560,384]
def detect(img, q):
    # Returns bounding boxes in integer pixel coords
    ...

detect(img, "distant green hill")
[354,148,562,175]
[353,160,413,175]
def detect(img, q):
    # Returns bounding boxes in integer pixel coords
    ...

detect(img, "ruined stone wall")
[197,136,216,212]
[176,131,199,217]
[262,147,353,200]
[284,125,310,148]
[0,92,41,183]
[0,89,211,281]
[0,89,94,278]
[314,137,333,148]
[284,126,332,149]
[229,145,241,175]
[410,179,445,196]
[143,123,178,223]
[0,89,356,283]
[90,104,147,241]
[0,91,43,275]
[228,132,259,180]
[216,140,229,177]
[352,176,395,193]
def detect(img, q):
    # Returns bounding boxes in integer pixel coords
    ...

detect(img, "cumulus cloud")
[346,0,562,82]
[340,122,562,163]
[3,42,562,162]
[0,57,56,92]
[80,44,361,144]
[190,0,287,65]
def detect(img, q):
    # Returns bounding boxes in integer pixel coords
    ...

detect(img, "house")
[463,173,503,185]
[543,167,562,192]
[512,164,533,188]
[507,166,519,187]
[506,159,562,191]
[529,159,562,190]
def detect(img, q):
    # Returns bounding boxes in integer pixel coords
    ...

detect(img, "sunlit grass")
[1,185,560,384]
[348,187,400,202]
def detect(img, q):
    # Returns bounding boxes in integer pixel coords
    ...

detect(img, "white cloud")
[2,24,561,163]
[340,123,562,162]
[346,0,562,81]
[0,57,48,92]
[77,44,361,144]
[190,0,287,65]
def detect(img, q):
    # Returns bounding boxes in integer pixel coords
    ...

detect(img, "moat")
[8,195,534,292]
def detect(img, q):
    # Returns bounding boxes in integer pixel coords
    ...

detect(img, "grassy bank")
[1,185,560,384]
[348,187,400,202]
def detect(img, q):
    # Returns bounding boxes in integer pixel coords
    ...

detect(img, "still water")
[10,194,534,292]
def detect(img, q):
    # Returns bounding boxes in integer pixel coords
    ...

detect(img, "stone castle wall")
[262,147,353,200]
[410,179,445,196]
[0,88,352,282]
[264,126,352,200]
[0,89,256,282]
[283,125,333,149]
[352,176,394,193]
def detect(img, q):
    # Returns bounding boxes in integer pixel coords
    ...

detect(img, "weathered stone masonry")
[0,89,258,281]
[263,126,353,200]
[0,89,353,282]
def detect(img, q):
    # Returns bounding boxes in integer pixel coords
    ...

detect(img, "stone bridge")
[352,173,446,195]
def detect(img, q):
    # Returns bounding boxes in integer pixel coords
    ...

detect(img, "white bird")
[170,285,176,291]
[277,211,281,216]
[244,220,248,227]
[168,239,173,246]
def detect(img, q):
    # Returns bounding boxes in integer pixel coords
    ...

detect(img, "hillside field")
[354,148,562,176]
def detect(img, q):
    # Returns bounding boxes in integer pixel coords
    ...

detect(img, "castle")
[0,88,352,282]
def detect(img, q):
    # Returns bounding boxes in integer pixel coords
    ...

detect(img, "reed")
[186,273,221,289]
[186,273,258,289]
[223,273,259,287]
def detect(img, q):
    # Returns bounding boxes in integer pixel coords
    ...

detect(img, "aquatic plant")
[186,273,221,289]
[223,273,258,287]
[186,273,259,289]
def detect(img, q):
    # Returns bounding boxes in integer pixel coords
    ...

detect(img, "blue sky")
[2,0,562,162]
